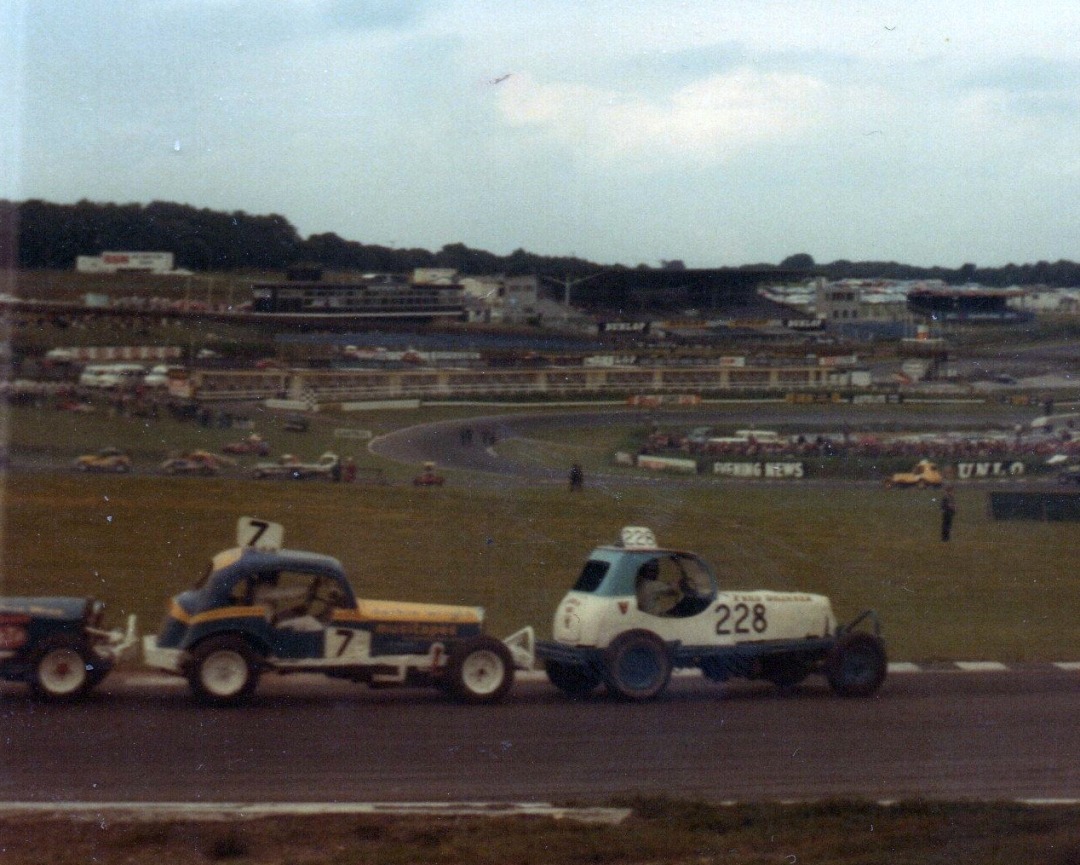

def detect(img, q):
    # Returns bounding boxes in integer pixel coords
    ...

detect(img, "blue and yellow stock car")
[144,543,525,706]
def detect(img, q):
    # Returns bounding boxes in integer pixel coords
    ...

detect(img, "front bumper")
[142,635,185,674]
[89,614,139,664]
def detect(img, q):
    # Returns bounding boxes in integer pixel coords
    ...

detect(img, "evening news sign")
[714,462,806,479]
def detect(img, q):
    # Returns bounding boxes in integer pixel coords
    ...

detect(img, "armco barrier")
[988,490,1080,520]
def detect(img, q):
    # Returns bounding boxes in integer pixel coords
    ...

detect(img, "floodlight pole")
[542,271,607,309]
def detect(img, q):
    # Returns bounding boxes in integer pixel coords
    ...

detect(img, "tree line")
[3,199,1079,289]
[1,199,601,281]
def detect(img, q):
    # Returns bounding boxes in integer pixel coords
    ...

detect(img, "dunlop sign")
[713,462,806,479]
[956,461,1025,479]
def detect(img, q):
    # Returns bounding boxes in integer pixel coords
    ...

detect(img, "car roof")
[213,546,345,575]
[592,543,693,557]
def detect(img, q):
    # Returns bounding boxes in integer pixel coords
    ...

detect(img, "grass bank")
[0,799,1077,864]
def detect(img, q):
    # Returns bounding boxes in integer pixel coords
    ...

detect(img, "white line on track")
[0,802,632,824]
[2,800,1077,822]
[113,661,1078,690]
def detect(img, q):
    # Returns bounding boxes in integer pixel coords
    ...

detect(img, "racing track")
[1,668,1077,803]
[367,404,1039,485]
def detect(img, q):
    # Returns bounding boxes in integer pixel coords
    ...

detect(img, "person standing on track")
[940,485,956,542]
[569,463,584,491]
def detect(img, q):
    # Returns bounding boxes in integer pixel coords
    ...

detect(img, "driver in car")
[635,558,681,616]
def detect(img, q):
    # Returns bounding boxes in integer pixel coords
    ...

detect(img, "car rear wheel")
[446,636,514,704]
[30,636,95,702]
[826,632,887,698]
[603,630,672,701]
[546,661,601,698]
[188,635,261,706]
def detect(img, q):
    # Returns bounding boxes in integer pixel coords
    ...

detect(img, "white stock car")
[535,527,887,701]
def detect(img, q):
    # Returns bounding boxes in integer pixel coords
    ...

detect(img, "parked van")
[143,364,184,388]
[78,363,146,389]
[706,429,785,447]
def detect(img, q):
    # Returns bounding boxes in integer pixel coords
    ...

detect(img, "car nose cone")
[556,607,581,642]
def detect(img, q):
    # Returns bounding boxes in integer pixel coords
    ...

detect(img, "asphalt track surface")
[367,403,1039,485]
[1,668,1077,803]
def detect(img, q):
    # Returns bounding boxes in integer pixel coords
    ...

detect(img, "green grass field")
[1,461,1077,662]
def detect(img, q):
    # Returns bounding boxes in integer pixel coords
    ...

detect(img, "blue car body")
[0,596,136,700]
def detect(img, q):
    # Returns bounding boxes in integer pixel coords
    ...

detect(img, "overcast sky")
[4,0,1080,269]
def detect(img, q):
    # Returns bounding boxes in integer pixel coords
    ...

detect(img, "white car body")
[550,543,836,651]
[252,452,340,480]
[536,526,884,701]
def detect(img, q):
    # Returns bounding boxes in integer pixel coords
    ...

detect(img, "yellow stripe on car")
[336,599,482,625]
[189,605,266,625]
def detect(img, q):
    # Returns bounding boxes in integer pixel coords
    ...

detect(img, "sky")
[3,0,1080,269]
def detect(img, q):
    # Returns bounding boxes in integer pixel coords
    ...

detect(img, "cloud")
[496,68,828,164]
[324,0,434,31]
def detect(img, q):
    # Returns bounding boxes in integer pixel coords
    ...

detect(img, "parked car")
[413,461,445,486]
[142,518,533,705]
[222,434,271,456]
[252,452,340,480]
[143,365,184,388]
[160,450,223,476]
[283,414,310,433]
[885,459,944,488]
[535,526,887,701]
[72,447,132,473]
[1056,463,1080,485]
[0,596,136,701]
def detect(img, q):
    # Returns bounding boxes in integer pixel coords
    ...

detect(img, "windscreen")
[572,559,610,593]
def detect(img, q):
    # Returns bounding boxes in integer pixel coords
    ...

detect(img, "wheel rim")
[38,647,88,695]
[459,649,506,696]
[615,643,663,691]
[200,649,249,697]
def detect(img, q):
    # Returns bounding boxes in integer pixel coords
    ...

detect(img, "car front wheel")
[825,632,887,698]
[603,630,672,701]
[30,636,95,702]
[446,636,514,704]
[187,635,261,706]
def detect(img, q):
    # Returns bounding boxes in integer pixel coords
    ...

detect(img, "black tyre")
[546,661,601,698]
[29,635,95,702]
[603,630,672,701]
[446,636,514,704]
[187,635,262,706]
[826,632,887,698]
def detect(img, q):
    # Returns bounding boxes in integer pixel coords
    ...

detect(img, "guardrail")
[185,364,863,403]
